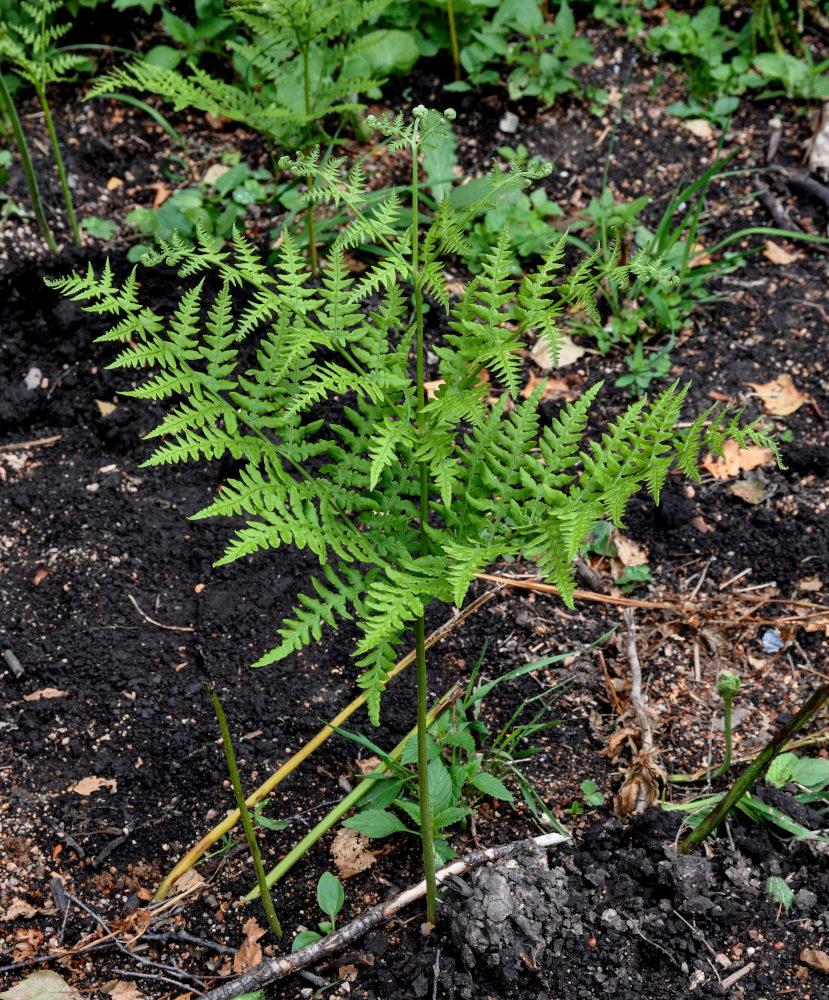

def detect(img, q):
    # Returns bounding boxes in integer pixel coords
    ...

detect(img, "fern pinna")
[49,108,780,729]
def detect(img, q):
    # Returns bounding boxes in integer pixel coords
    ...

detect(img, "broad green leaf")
[791,757,829,792]
[291,930,322,952]
[343,809,412,839]
[766,752,798,789]
[470,771,514,803]
[317,871,344,921]
[427,757,454,814]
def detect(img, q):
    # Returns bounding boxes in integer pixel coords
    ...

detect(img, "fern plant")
[0,0,86,248]
[86,0,417,271]
[48,107,781,923]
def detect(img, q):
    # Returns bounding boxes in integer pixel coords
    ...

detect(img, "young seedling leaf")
[316,871,344,921]
[765,875,794,909]
[342,809,412,838]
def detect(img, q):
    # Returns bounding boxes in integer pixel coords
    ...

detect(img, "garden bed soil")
[2,6,829,1000]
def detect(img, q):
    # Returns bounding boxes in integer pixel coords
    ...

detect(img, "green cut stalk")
[678,682,829,854]
[246,682,462,900]
[0,69,58,253]
[208,685,282,938]
[36,85,81,245]
[446,0,461,81]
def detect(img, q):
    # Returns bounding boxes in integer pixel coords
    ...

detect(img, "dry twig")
[199,831,569,1000]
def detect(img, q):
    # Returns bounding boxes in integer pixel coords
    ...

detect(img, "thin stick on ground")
[624,609,653,761]
[199,830,570,1000]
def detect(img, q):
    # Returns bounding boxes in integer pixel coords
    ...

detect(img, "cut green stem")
[678,682,829,855]
[208,684,282,938]
[37,86,81,245]
[0,70,58,253]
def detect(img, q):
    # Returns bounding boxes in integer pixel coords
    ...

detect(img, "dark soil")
[2,5,829,1000]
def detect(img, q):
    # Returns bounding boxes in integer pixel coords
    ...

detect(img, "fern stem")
[446,0,461,81]
[36,84,81,246]
[410,111,438,925]
[301,43,318,274]
[0,69,58,253]
[208,685,282,939]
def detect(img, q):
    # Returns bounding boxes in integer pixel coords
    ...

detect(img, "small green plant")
[341,648,573,861]
[291,871,345,951]
[564,779,605,815]
[614,339,673,396]
[0,0,89,249]
[449,0,595,105]
[614,562,653,593]
[125,154,275,261]
[750,48,829,102]
[51,108,782,922]
[459,145,563,274]
[765,874,794,910]
[670,682,829,853]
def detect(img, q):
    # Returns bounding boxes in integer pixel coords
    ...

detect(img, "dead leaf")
[1,899,38,921]
[0,970,81,1000]
[687,243,712,268]
[701,439,776,479]
[70,776,117,796]
[232,917,267,973]
[763,239,798,266]
[744,373,806,416]
[31,566,48,587]
[801,948,829,973]
[106,176,123,191]
[108,982,145,1000]
[597,727,637,759]
[172,867,205,895]
[10,929,44,965]
[727,472,776,505]
[690,515,715,533]
[331,827,377,879]
[337,965,359,981]
[151,183,171,210]
[520,372,580,402]
[683,118,714,139]
[799,575,824,593]
[202,163,231,186]
[423,379,445,400]
[355,756,382,775]
[23,688,68,702]
[95,399,117,417]
[530,334,585,370]
[205,111,231,130]
[613,531,648,567]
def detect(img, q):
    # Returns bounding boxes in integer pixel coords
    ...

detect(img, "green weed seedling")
[291,872,345,951]
[448,0,595,106]
[564,779,605,816]
[0,0,90,249]
[459,145,563,274]
[51,107,782,922]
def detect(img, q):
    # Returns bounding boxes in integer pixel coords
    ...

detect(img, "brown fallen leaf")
[201,163,231,186]
[800,948,829,973]
[690,515,715,533]
[613,531,648,567]
[520,372,580,402]
[423,379,445,400]
[701,439,776,480]
[1,899,38,922]
[70,775,117,796]
[683,118,714,140]
[108,981,145,1000]
[727,472,776,505]
[106,176,123,191]
[763,239,798,266]
[233,917,267,974]
[530,333,585,370]
[744,373,806,416]
[23,688,69,702]
[799,575,824,592]
[331,827,377,879]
